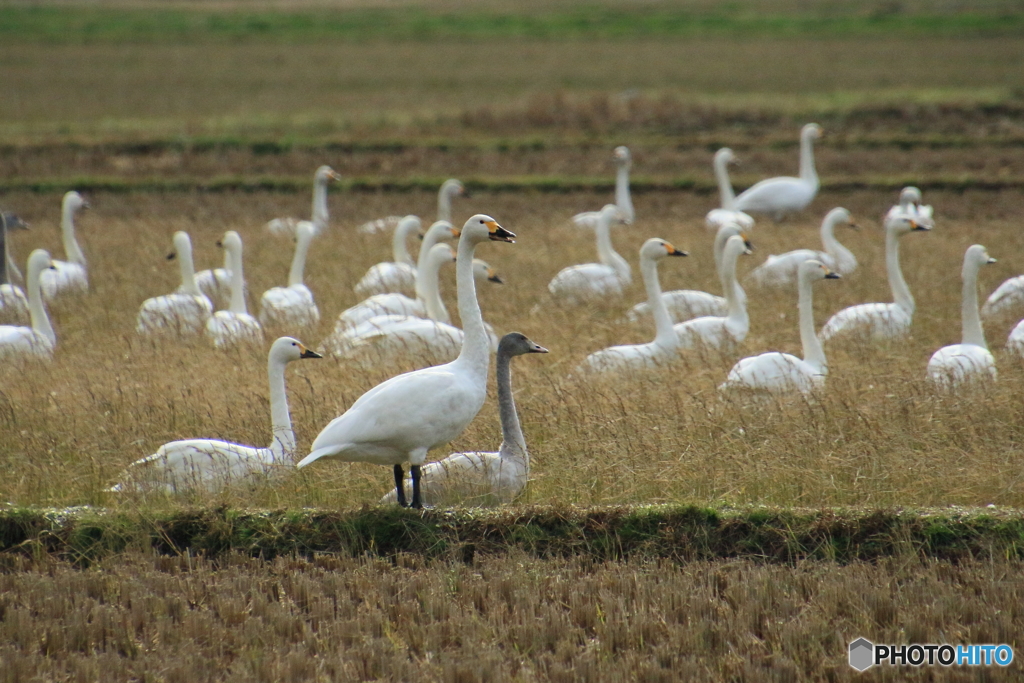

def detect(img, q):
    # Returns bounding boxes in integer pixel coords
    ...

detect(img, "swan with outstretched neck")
[573,146,635,228]
[549,204,630,304]
[674,235,752,351]
[297,214,516,509]
[108,337,322,493]
[747,207,857,287]
[582,238,688,373]
[721,260,840,396]
[927,245,997,388]
[205,231,264,348]
[266,165,341,236]
[705,148,755,232]
[40,191,89,300]
[381,332,548,506]
[136,231,213,337]
[733,123,821,221]
[0,249,57,359]
[259,222,320,328]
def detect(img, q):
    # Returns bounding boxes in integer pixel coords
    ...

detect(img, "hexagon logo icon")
[849,638,874,671]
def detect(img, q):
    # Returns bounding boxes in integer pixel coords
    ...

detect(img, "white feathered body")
[1007,320,1024,355]
[629,291,728,324]
[0,284,28,323]
[136,293,213,337]
[581,340,676,373]
[379,451,526,506]
[354,262,417,297]
[748,249,851,288]
[259,284,319,328]
[926,344,996,388]
[206,311,264,348]
[334,316,498,366]
[109,440,283,494]
[723,352,822,396]
[675,315,748,351]
[982,275,1024,319]
[548,264,627,304]
[0,326,54,359]
[733,177,818,220]
[194,268,234,310]
[705,208,755,232]
[335,293,426,330]
[819,302,912,342]
[40,261,87,301]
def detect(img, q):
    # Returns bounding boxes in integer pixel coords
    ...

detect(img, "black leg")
[393,464,407,507]
[410,465,423,509]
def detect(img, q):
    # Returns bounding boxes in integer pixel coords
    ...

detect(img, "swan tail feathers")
[296,444,346,468]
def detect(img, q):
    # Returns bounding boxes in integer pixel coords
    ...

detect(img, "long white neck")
[392,221,416,267]
[714,153,737,209]
[798,274,827,373]
[416,225,448,277]
[62,201,86,266]
[288,232,312,287]
[721,244,747,325]
[177,241,202,296]
[799,129,819,186]
[615,163,634,223]
[496,350,527,464]
[453,237,489,375]
[886,229,914,315]
[713,227,733,276]
[418,251,450,324]
[595,213,630,281]
[821,214,854,271]
[311,176,330,230]
[228,243,247,315]
[438,186,454,223]
[266,355,296,460]
[27,259,55,345]
[642,255,675,348]
[961,259,987,349]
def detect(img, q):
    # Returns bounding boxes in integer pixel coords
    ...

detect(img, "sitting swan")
[266,165,342,236]
[746,207,857,287]
[136,231,214,337]
[108,337,322,493]
[721,260,840,397]
[573,146,635,228]
[296,214,516,509]
[733,123,821,221]
[353,215,422,297]
[205,231,264,348]
[581,238,688,373]
[0,249,57,360]
[0,211,30,323]
[927,245,997,388]
[674,235,752,351]
[40,191,89,301]
[549,204,630,304]
[381,332,548,506]
[628,222,750,324]
[259,222,320,328]
[357,178,466,234]
[819,216,930,343]
[984,274,1024,321]
[705,148,755,232]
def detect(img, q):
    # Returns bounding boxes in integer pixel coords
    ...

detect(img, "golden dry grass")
[2,184,1024,510]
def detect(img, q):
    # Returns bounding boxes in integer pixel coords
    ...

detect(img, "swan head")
[217,230,243,254]
[168,231,192,260]
[442,178,467,198]
[426,243,457,268]
[63,191,89,212]
[27,249,54,279]
[1,212,29,231]
[715,222,753,251]
[963,244,996,278]
[714,147,737,166]
[724,234,753,258]
[800,259,840,283]
[463,214,515,244]
[499,332,548,357]
[899,186,922,208]
[271,336,323,363]
[422,220,458,243]
[315,165,342,183]
[640,238,687,262]
[397,215,422,238]
[888,215,930,235]
[802,123,822,140]
[473,258,503,284]
[614,146,632,166]
[598,204,626,227]
[824,207,857,230]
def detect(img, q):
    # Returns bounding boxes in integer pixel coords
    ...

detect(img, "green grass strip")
[2,505,1023,567]
[1,6,1022,44]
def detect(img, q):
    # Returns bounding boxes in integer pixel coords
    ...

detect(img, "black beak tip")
[825,272,841,279]
[489,275,504,284]
[215,240,223,247]
[302,349,323,359]
[166,252,176,260]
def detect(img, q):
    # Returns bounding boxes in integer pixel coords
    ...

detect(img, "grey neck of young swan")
[798,271,827,374]
[961,256,987,349]
[886,227,914,315]
[496,347,527,463]
[267,354,296,461]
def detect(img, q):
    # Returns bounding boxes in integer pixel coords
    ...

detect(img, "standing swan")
[266,165,342,236]
[353,215,422,297]
[0,250,57,360]
[108,337,322,493]
[259,222,320,328]
[0,211,30,323]
[674,235,752,351]
[733,123,821,221]
[819,216,930,343]
[40,191,89,300]
[705,148,755,232]
[721,260,840,396]
[296,214,516,509]
[380,332,548,506]
[927,245,997,388]
[573,146,635,228]
[136,232,214,337]
[549,204,630,304]
[746,207,857,287]
[581,239,688,373]
[205,231,264,348]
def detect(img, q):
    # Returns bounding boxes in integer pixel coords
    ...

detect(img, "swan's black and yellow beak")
[825,271,841,279]
[911,220,931,232]
[488,269,504,283]
[327,170,342,181]
[666,244,688,257]
[987,257,998,265]
[450,227,462,238]
[487,221,516,243]
[299,344,322,359]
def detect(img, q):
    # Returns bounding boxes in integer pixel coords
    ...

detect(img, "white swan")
[0,211,30,323]
[927,245,997,388]
[296,214,516,508]
[259,222,320,328]
[205,231,264,348]
[1005,318,1024,357]
[819,216,930,343]
[984,274,1024,321]
[628,222,750,324]
[674,235,752,351]
[108,337,322,493]
[705,148,755,232]
[40,191,89,301]
[721,260,840,396]
[0,249,56,360]
[356,178,466,234]
[573,146,635,228]
[885,186,934,229]
[353,215,422,297]
[549,204,630,304]
[733,123,821,221]
[193,245,235,310]
[747,207,857,287]
[580,238,688,373]
[136,232,214,337]
[266,165,341,236]
[380,332,547,506]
